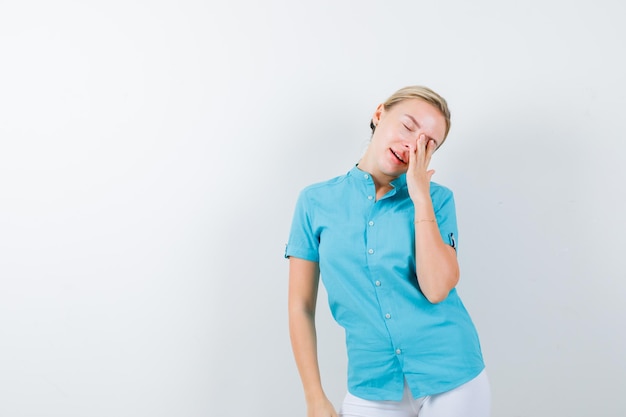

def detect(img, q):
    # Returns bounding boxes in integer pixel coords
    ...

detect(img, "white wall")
[1,1,624,416]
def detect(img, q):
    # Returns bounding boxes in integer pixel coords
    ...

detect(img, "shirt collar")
[348,164,407,189]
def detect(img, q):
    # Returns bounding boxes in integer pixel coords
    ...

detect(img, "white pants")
[339,370,490,417]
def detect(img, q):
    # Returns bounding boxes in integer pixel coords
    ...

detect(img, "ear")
[371,103,385,127]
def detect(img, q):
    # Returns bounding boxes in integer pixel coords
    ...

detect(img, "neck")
[356,160,396,198]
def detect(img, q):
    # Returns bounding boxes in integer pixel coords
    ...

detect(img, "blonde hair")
[371,85,452,139]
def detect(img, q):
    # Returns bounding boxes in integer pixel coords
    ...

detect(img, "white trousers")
[339,370,490,417]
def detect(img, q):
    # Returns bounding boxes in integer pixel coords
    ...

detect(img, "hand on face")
[406,133,437,202]
[360,98,446,187]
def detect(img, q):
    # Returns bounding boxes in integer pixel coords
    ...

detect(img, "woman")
[285,86,490,417]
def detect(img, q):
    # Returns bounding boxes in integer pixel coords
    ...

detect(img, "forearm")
[288,258,337,416]
[288,307,327,403]
[413,196,460,303]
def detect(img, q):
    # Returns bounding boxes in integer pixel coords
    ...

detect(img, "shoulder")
[429,181,454,198]
[429,181,455,208]
[299,172,351,197]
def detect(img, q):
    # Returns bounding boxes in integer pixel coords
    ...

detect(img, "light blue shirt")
[285,165,485,401]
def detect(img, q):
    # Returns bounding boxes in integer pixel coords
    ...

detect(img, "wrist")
[304,387,328,404]
[410,189,431,204]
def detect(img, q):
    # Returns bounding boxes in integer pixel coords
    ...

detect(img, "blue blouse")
[285,165,485,401]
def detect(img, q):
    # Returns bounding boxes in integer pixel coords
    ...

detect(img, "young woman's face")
[368,98,447,178]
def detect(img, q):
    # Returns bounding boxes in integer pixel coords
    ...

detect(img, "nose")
[401,130,421,148]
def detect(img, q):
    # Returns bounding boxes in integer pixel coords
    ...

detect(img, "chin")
[383,168,407,178]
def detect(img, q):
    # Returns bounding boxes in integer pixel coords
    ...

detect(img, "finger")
[427,139,437,156]
[415,134,427,162]
[407,143,417,170]
[417,134,427,152]
[424,139,437,165]
[427,169,435,182]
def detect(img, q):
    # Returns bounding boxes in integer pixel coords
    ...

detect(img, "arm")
[407,135,460,303]
[288,257,338,417]
[413,197,460,303]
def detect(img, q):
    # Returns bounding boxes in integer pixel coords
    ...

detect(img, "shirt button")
[375,280,381,286]
[368,249,374,254]
[364,174,369,179]
[385,313,391,319]
[368,221,374,226]
[396,349,402,355]
[367,195,373,200]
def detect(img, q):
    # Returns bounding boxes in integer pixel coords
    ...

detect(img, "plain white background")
[1,1,625,416]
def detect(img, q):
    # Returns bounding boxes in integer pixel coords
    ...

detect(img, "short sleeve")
[431,185,459,250]
[284,189,320,262]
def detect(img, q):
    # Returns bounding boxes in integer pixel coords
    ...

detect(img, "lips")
[390,149,407,164]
